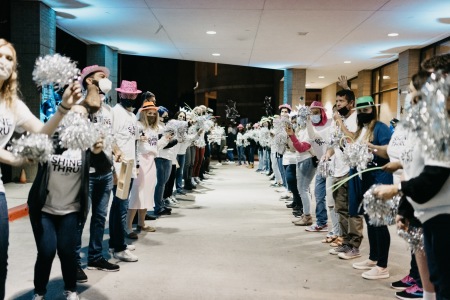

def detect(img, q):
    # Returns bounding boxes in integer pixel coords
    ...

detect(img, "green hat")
[353,96,380,110]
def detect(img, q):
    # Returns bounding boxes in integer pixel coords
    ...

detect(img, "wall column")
[283,68,306,109]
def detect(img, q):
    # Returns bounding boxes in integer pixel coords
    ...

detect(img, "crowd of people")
[0,36,449,300]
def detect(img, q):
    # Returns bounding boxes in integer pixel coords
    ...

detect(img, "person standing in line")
[74,65,120,284]
[109,80,141,262]
[0,39,82,300]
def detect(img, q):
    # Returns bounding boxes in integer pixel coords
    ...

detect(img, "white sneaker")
[114,249,138,262]
[126,244,136,251]
[170,196,179,204]
[194,177,201,184]
[32,295,45,300]
[352,259,377,270]
[64,291,79,300]
[215,162,222,166]
[191,178,197,187]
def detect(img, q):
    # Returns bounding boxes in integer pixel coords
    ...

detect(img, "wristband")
[60,103,71,111]
[57,106,68,115]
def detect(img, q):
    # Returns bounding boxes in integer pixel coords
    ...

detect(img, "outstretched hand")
[337,75,349,90]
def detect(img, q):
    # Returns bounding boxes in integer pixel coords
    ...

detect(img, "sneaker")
[176,189,187,195]
[76,266,87,283]
[215,162,222,166]
[194,177,201,184]
[395,284,423,299]
[362,266,390,279]
[32,294,44,300]
[305,224,328,232]
[338,247,362,260]
[279,194,291,200]
[126,244,136,251]
[170,196,179,204]
[63,291,79,300]
[293,215,313,226]
[329,244,351,255]
[87,258,120,272]
[155,208,172,216]
[167,200,179,208]
[114,249,138,262]
[352,259,377,270]
[391,275,417,290]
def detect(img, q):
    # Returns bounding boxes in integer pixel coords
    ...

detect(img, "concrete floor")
[5,162,410,300]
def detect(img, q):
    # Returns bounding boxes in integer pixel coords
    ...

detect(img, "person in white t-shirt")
[0,39,82,300]
[109,80,141,262]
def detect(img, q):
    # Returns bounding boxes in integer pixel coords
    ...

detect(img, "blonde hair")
[354,119,377,142]
[139,108,159,130]
[0,39,19,107]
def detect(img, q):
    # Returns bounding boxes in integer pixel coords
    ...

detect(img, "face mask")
[357,113,374,124]
[337,106,349,116]
[310,115,321,124]
[121,98,134,108]
[98,78,112,94]
[163,116,169,123]
[147,116,157,123]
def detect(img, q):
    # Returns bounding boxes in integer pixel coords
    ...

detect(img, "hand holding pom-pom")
[32,54,79,90]
[363,184,400,226]
[58,111,99,150]
[398,227,424,254]
[8,133,54,163]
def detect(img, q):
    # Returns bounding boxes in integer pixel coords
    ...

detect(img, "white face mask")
[310,114,321,124]
[98,78,112,94]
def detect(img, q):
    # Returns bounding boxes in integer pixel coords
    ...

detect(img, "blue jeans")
[296,158,316,215]
[285,164,302,210]
[226,149,234,162]
[175,154,186,192]
[255,148,263,170]
[31,212,78,295]
[315,174,328,226]
[76,172,113,264]
[247,145,255,163]
[423,214,450,299]
[154,158,172,212]
[0,193,8,300]
[237,146,246,165]
[264,148,271,172]
[276,155,286,187]
[109,178,133,253]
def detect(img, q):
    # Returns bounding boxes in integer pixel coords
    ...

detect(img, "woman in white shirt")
[0,39,81,300]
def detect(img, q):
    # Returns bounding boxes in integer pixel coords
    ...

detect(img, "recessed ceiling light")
[344,61,351,64]
[212,53,220,56]
[388,33,399,37]
[206,31,216,35]
[318,76,325,79]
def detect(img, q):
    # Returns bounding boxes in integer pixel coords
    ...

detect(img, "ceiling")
[40,0,450,89]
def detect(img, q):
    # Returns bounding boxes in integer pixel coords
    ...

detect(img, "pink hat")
[310,101,325,110]
[115,80,142,94]
[309,101,328,126]
[237,124,244,129]
[79,65,110,86]
[279,104,292,111]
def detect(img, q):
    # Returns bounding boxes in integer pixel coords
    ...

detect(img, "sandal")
[330,236,343,247]
[321,235,338,243]
[137,225,156,232]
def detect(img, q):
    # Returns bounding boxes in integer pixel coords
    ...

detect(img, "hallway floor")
[6,162,409,299]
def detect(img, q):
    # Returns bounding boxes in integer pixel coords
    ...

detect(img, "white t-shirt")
[294,128,313,163]
[332,112,358,177]
[308,119,332,159]
[157,122,174,161]
[112,104,138,178]
[137,122,159,156]
[91,104,114,158]
[42,149,82,215]
[0,99,34,193]
[387,125,407,183]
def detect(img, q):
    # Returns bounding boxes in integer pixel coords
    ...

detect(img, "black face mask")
[147,116,157,123]
[162,116,169,123]
[357,113,374,124]
[120,98,134,108]
[337,106,350,116]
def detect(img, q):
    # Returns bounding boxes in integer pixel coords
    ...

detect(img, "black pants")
[423,214,450,300]
[163,164,177,199]
[364,214,390,268]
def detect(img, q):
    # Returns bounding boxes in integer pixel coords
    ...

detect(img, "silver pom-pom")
[295,105,311,129]
[8,133,54,163]
[343,142,374,171]
[208,126,225,145]
[317,160,334,177]
[328,124,345,148]
[363,184,401,226]
[32,53,79,90]
[58,111,99,150]
[397,227,424,254]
